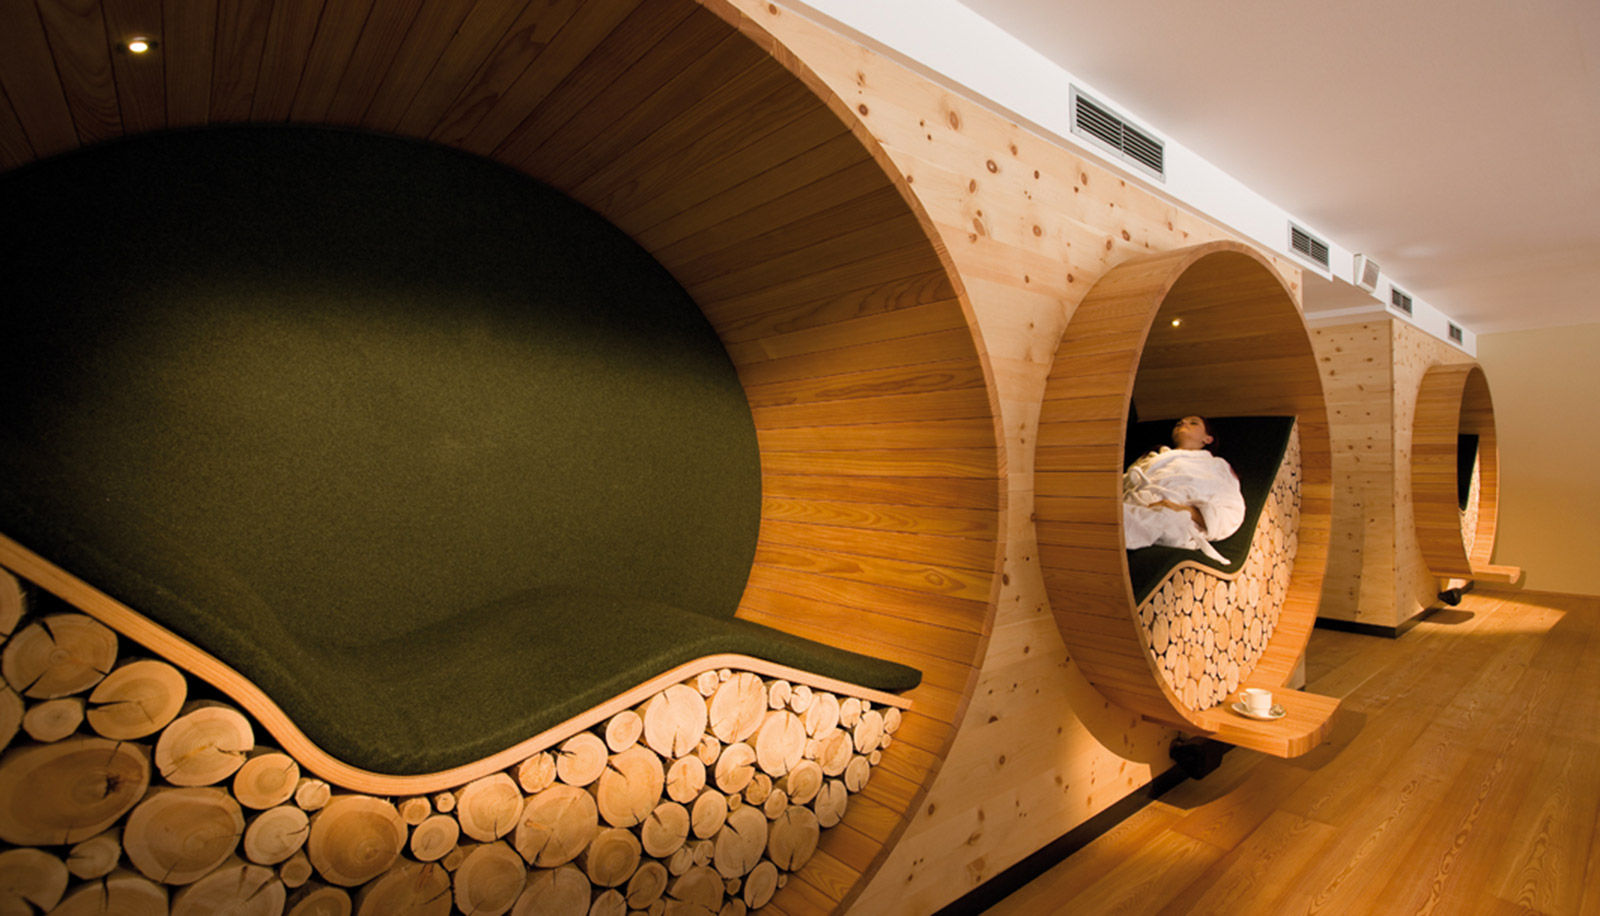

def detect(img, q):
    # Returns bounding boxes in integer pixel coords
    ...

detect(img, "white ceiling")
[955,0,1600,334]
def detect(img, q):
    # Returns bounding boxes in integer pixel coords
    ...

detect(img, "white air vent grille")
[1353,254,1381,292]
[1391,287,1413,315]
[1289,224,1330,269]
[1071,87,1165,179]
[1448,323,1463,343]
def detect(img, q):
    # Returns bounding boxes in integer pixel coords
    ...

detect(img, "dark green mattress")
[1123,416,1297,604]
[1458,433,1480,510]
[0,127,919,774]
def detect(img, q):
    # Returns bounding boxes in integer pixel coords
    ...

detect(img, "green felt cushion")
[0,126,919,774]
[1123,416,1297,604]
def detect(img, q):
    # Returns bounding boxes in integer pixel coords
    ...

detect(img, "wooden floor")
[984,589,1600,916]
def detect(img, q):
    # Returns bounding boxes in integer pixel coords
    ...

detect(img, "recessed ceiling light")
[1170,317,1183,328]
[127,37,152,53]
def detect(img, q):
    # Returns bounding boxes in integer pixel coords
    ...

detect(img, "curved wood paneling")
[1413,363,1518,584]
[1037,241,1336,757]
[0,3,1005,912]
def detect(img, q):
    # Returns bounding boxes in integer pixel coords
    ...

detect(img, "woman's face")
[1171,415,1213,450]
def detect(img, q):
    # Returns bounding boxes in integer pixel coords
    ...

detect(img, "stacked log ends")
[1,614,117,699]
[0,577,903,914]
[354,861,448,916]
[1139,426,1302,712]
[0,737,149,846]
[0,846,69,913]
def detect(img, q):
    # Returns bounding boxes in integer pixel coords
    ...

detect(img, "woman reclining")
[1122,415,1245,563]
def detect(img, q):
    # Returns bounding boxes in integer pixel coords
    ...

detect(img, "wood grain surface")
[984,589,1600,916]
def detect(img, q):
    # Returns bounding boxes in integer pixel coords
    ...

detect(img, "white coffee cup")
[1242,687,1273,715]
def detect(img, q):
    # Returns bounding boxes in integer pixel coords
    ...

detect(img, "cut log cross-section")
[595,745,665,829]
[155,701,254,787]
[234,750,301,810]
[67,826,124,879]
[244,805,311,866]
[0,847,69,914]
[22,696,84,742]
[643,684,707,759]
[409,813,460,864]
[579,827,642,888]
[49,868,168,916]
[1,613,118,699]
[305,796,406,888]
[454,841,527,916]
[124,787,246,885]
[455,773,523,842]
[709,674,767,744]
[514,784,599,868]
[85,659,188,740]
[170,857,285,916]
[354,861,450,916]
[0,736,151,846]
[511,864,588,916]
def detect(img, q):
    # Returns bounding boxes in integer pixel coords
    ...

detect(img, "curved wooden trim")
[0,6,1005,911]
[1036,240,1337,756]
[1413,362,1516,583]
[0,534,909,796]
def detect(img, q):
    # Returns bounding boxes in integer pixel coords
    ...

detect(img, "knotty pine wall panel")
[1392,321,1478,623]
[1312,319,1474,630]
[725,4,1306,913]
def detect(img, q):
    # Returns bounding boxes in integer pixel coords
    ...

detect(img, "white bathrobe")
[1122,447,1245,563]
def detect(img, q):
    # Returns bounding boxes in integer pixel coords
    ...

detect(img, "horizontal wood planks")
[1036,241,1336,751]
[0,3,1004,913]
[1413,362,1512,582]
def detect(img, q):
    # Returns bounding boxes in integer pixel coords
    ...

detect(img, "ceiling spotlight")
[126,37,152,53]
[1170,317,1183,328]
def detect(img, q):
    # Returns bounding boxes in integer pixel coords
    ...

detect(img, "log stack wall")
[0,577,905,916]
[1141,426,1303,712]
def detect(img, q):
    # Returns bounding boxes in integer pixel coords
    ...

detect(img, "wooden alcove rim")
[1036,239,1338,758]
[1412,362,1520,585]
[0,4,1006,911]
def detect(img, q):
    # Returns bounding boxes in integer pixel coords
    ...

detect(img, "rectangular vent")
[1353,254,1381,292]
[1448,323,1463,343]
[1071,87,1165,179]
[1289,223,1330,268]
[1391,287,1413,314]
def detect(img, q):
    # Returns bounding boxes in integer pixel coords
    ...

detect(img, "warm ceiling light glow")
[127,38,151,53]
[1170,317,1184,328]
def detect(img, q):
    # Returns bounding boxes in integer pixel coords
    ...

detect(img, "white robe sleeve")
[1120,448,1245,561]
[1193,458,1245,542]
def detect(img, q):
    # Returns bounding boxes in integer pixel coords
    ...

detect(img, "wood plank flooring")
[983,590,1600,916]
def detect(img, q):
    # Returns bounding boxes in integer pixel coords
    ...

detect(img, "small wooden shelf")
[1191,687,1341,758]
[1473,564,1523,584]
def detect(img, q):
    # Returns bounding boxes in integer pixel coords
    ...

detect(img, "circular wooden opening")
[1037,241,1330,733]
[1413,363,1503,577]
[0,2,1004,909]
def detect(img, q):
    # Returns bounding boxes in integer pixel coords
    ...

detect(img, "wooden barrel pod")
[1412,363,1520,584]
[1037,241,1337,757]
[0,2,1003,913]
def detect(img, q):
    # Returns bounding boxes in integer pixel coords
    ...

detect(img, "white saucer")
[1230,701,1286,720]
